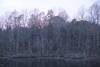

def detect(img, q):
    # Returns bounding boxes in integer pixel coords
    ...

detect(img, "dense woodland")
[0,2,100,58]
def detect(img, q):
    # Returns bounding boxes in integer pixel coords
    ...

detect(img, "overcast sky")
[0,0,97,18]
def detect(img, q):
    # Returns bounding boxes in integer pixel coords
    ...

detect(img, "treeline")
[0,2,100,57]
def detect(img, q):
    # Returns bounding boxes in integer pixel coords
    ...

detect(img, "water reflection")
[0,58,100,67]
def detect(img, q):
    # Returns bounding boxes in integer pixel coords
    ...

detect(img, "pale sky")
[0,0,96,18]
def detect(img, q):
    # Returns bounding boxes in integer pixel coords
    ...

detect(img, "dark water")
[0,58,100,67]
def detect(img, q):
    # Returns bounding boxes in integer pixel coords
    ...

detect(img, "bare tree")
[77,6,86,20]
[58,9,68,21]
[88,3,100,24]
[47,9,55,20]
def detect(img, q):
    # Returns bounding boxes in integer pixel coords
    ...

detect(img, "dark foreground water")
[0,58,100,67]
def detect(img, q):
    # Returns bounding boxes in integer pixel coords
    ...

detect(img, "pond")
[0,58,100,67]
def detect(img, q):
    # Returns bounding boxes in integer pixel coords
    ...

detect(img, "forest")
[0,2,100,58]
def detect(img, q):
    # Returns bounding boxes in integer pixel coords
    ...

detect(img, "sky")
[0,0,97,18]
